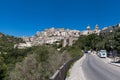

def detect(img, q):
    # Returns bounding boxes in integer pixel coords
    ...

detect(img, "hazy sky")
[0,0,120,36]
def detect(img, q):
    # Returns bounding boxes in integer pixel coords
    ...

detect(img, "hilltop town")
[15,23,120,49]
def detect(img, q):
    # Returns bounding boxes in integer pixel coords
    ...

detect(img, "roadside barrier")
[49,56,81,80]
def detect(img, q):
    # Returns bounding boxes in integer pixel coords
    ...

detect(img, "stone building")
[81,24,100,35]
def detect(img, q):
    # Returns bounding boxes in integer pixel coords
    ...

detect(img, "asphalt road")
[82,53,120,80]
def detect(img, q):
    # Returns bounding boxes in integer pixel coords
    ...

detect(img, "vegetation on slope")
[0,33,24,52]
[9,46,72,80]
[0,33,25,80]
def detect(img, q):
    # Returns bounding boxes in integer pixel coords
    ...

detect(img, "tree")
[114,28,120,56]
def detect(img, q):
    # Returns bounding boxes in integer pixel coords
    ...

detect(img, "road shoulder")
[65,54,86,80]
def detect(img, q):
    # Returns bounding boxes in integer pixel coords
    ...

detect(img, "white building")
[15,42,32,49]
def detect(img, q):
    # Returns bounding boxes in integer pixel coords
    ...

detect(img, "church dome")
[87,25,90,30]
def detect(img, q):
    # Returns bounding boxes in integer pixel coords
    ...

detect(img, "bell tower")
[95,24,99,30]
[86,25,90,35]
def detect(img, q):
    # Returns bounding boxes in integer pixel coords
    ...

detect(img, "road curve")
[82,53,120,80]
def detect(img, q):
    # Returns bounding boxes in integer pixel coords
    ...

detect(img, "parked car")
[84,51,88,53]
[98,50,107,58]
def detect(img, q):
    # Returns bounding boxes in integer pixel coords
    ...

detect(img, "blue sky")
[0,0,120,36]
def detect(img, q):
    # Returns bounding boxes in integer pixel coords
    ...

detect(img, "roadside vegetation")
[74,27,120,57]
[9,45,82,80]
[9,46,71,80]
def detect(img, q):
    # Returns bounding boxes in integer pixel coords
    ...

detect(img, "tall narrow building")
[94,24,100,35]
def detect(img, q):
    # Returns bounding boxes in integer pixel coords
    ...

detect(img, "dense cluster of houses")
[15,23,120,49]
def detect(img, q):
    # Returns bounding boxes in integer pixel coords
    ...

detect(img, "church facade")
[81,24,100,35]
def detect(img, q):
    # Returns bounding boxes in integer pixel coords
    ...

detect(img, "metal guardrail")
[49,56,81,80]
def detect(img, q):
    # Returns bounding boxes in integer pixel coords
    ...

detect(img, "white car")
[98,50,107,58]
